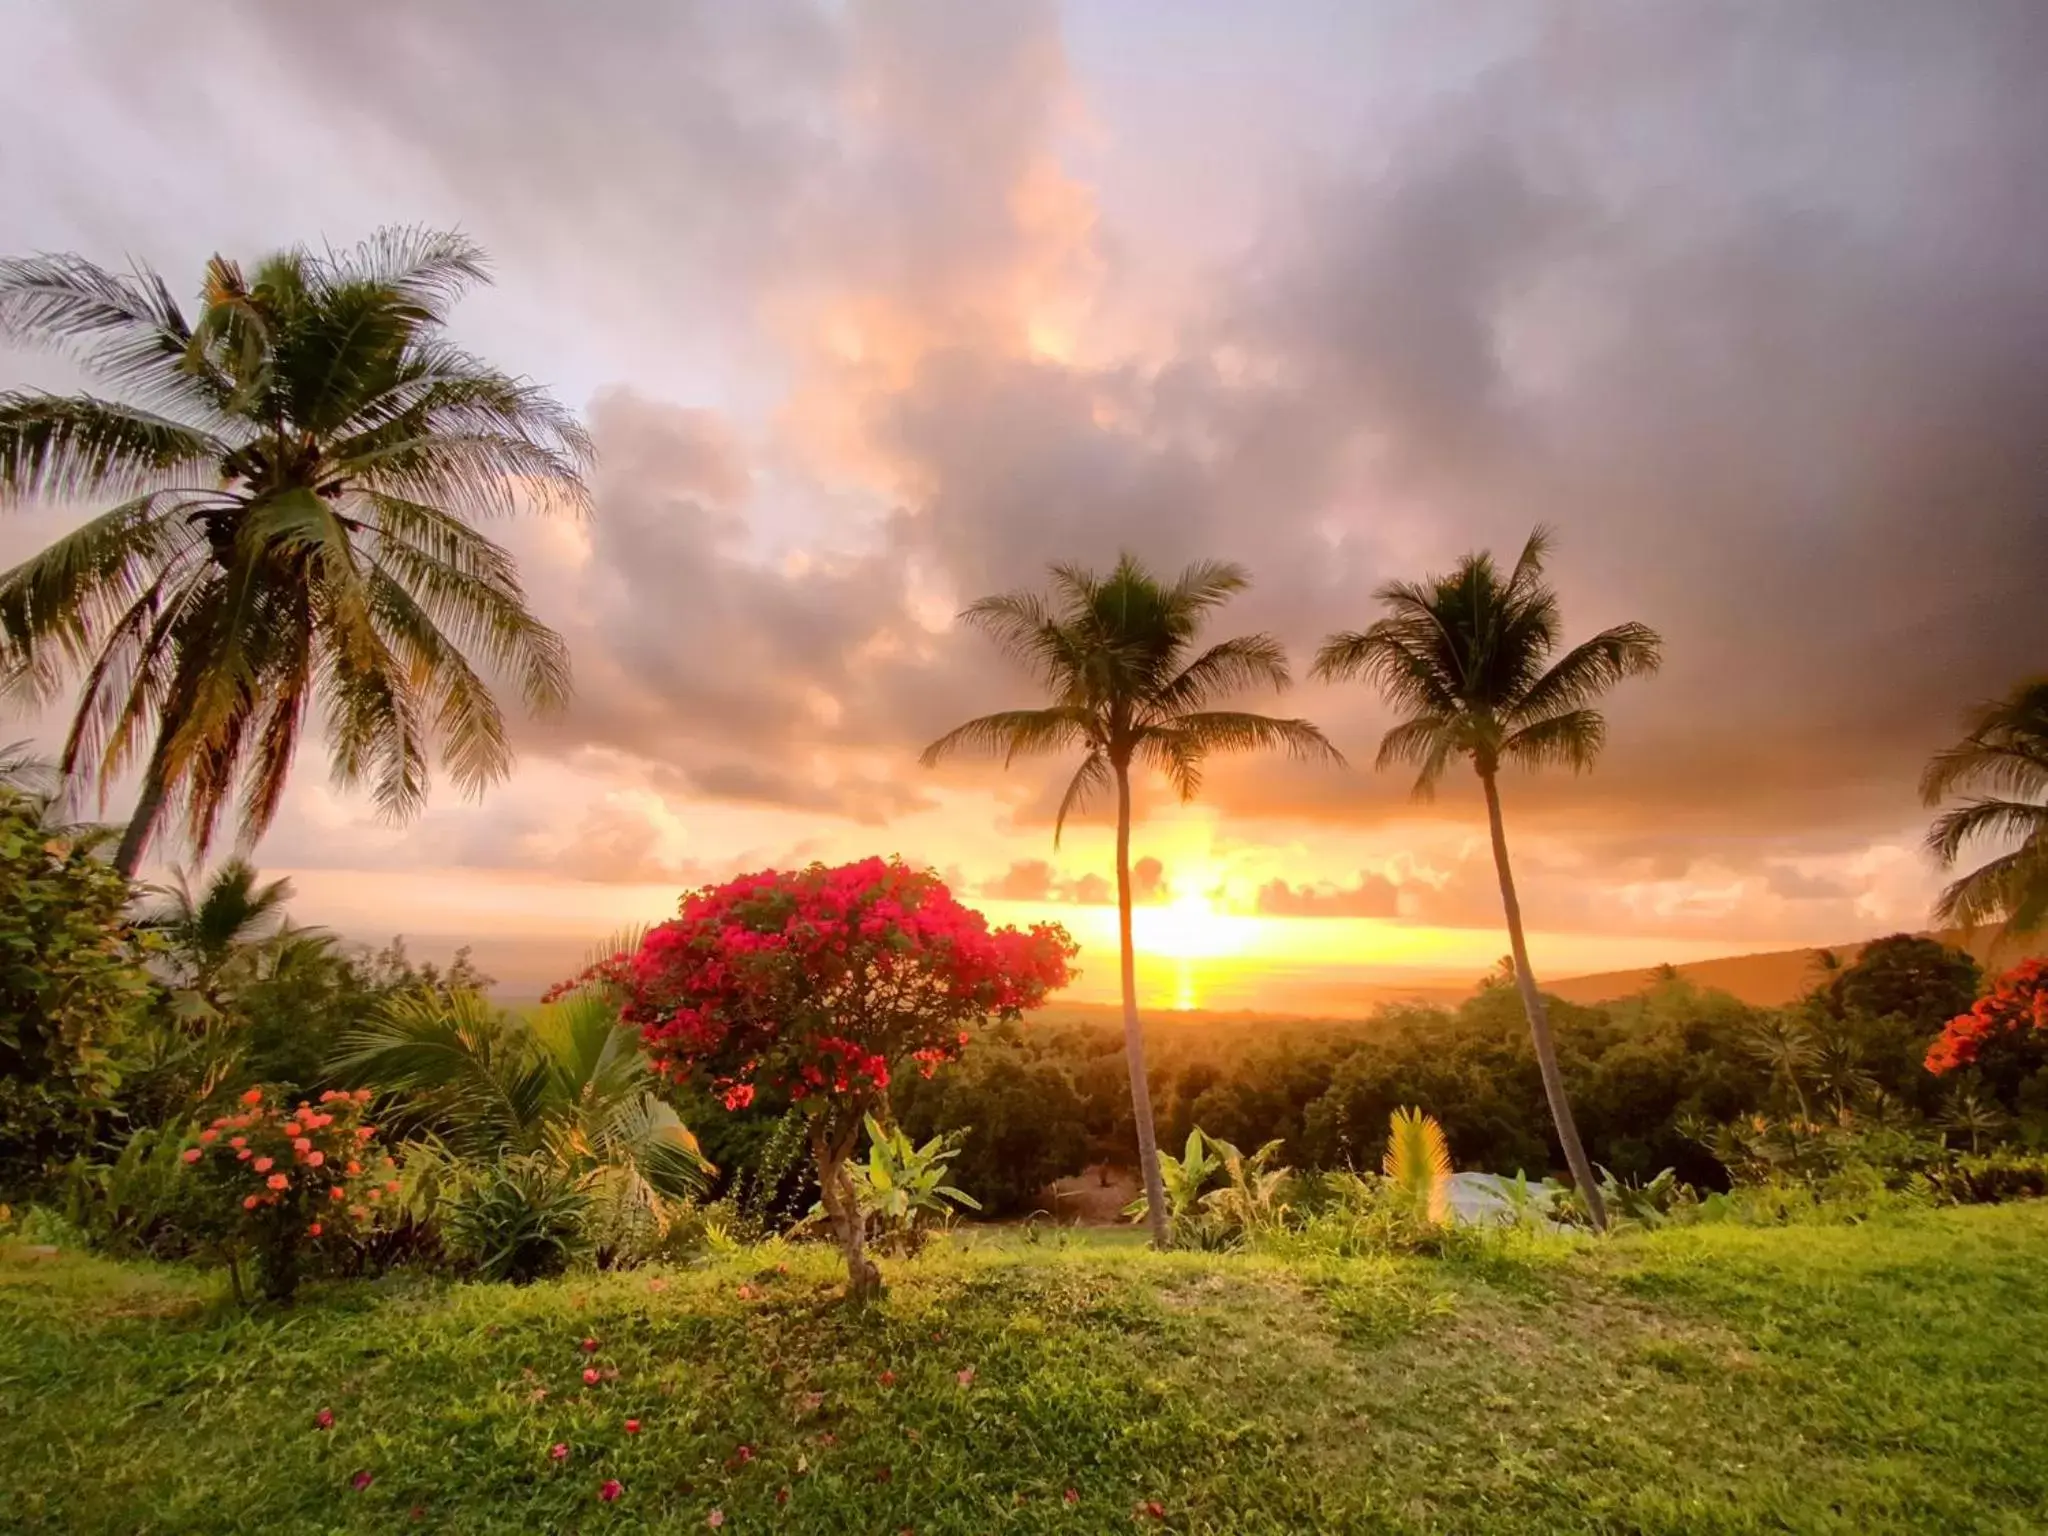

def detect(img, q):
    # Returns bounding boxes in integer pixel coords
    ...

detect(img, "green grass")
[3,1206,2046,1533]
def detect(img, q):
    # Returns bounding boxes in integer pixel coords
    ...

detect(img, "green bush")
[0,792,154,1193]
[440,1154,591,1283]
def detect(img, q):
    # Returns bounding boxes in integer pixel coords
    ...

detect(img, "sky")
[3,1,2044,1006]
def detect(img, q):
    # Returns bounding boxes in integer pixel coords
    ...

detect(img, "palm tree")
[138,857,297,995]
[1745,1015,1819,1123]
[922,554,1341,1247]
[1313,528,1660,1232]
[1921,678,2048,936]
[0,227,591,876]
[332,985,709,1251]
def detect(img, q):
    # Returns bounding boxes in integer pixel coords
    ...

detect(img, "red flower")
[624,1419,641,1435]
[1065,1488,1080,1505]
[599,1479,623,1503]
[550,1443,570,1463]
[581,1337,600,1353]
[734,1444,755,1464]
[266,1173,289,1191]
[706,1511,724,1528]
[240,1088,264,1106]
[1139,1500,1166,1519]
[181,1147,202,1164]
[242,1195,260,1210]
[237,1149,253,1161]
[314,1408,334,1430]
[350,1471,374,1491]
[307,1222,323,1238]
[955,1367,975,1386]
[583,1368,601,1386]
[878,1370,896,1388]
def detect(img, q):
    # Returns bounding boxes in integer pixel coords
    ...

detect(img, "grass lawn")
[3,1205,2045,1533]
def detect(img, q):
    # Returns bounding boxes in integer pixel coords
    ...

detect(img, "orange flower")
[307,1223,323,1237]
[267,1173,289,1191]
[240,1088,264,1105]
[331,1186,347,1201]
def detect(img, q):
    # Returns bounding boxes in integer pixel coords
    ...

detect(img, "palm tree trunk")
[1116,762,1172,1249]
[1479,767,1609,1232]
[113,738,172,880]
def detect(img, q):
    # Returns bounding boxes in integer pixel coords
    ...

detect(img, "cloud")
[1255,872,1401,920]
[976,856,1162,907]
[6,1,2044,943]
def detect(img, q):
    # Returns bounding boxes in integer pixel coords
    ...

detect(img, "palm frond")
[919,707,1093,768]
[1053,749,1111,848]
[1383,1106,1453,1225]
[1509,622,1663,724]
[1501,708,1608,774]
[0,393,226,504]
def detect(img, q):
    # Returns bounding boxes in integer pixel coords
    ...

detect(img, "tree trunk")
[813,1123,882,1300]
[1479,768,1609,1233]
[1116,762,1172,1249]
[113,739,172,880]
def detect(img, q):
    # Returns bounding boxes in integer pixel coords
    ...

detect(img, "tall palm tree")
[1921,678,2048,936]
[1313,528,1660,1231]
[0,227,591,876]
[922,554,1341,1246]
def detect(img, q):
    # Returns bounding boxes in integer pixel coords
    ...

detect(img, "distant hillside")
[1547,928,2047,1007]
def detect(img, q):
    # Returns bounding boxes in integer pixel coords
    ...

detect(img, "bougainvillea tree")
[592,858,1074,1295]
[1926,959,2048,1111]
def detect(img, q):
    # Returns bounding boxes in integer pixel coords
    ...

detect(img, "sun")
[1135,891,1244,961]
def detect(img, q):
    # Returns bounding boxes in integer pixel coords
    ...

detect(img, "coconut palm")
[138,857,298,997]
[1921,678,2048,936]
[1313,528,1660,1231]
[922,554,1341,1247]
[0,227,590,876]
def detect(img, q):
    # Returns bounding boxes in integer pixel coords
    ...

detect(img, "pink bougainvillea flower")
[706,1510,724,1528]
[955,1368,975,1387]
[307,1150,325,1168]
[242,1195,260,1210]
[580,1337,599,1353]
[237,1149,253,1161]
[228,1136,246,1149]
[735,1444,755,1463]
[599,1479,623,1503]
[252,1155,274,1173]
[198,1129,219,1145]
[550,1443,570,1462]
[1064,1488,1080,1506]
[266,1173,289,1191]
[623,1419,641,1435]
[350,1470,374,1491]
[1138,1500,1166,1520]
[314,1408,334,1430]
[240,1088,264,1106]
[878,1370,896,1387]
[283,1122,303,1137]
[307,1222,323,1238]
[292,1137,312,1153]
[583,1368,601,1386]
[181,1147,203,1164]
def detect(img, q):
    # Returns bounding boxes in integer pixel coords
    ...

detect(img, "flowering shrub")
[572,858,1075,1294]
[1926,959,2048,1085]
[181,1085,397,1301]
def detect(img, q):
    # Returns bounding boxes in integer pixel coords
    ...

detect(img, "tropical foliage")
[1314,528,1661,1229]
[1921,677,2048,935]
[925,554,1341,1247]
[0,228,590,874]
[839,1114,981,1257]
[0,786,152,1188]
[1382,1107,1453,1226]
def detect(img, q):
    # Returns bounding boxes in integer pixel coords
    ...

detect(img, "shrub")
[0,792,154,1192]
[439,1153,591,1283]
[840,1114,981,1257]
[179,1086,395,1301]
